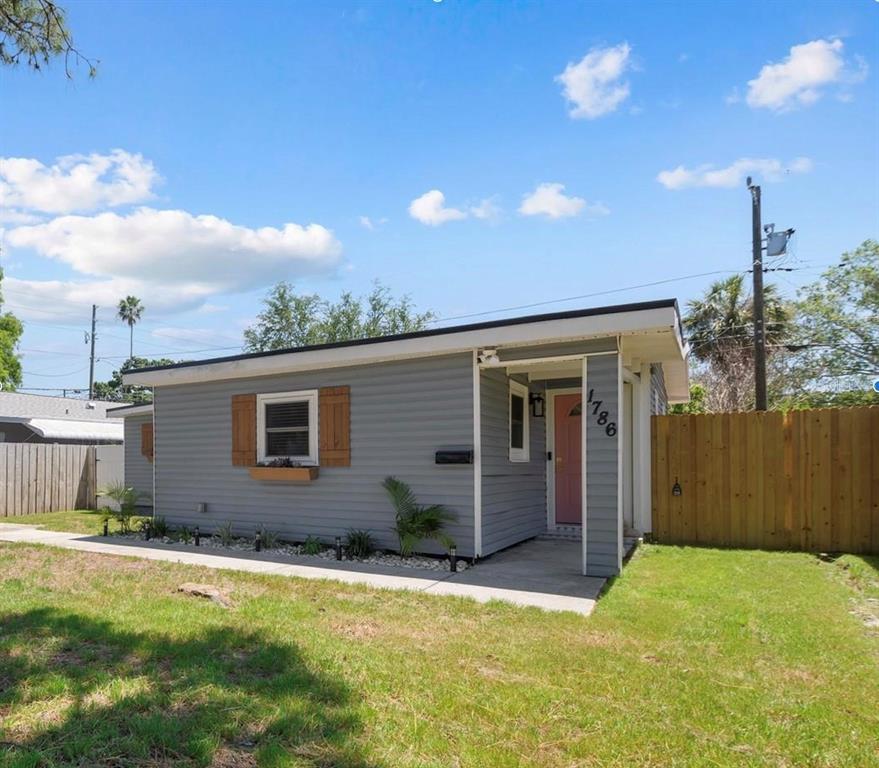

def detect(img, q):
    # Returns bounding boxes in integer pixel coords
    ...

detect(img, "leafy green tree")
[793,240,878,390]
[93,356,174,404]
[0,0,95,76]
[0,267,23,390]
[669,383,707,414]
[243,281,434,353]
[117,296,144,360]
[682,274,792,412]
[685,274,790,365]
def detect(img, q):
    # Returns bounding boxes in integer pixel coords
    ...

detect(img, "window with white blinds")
[256,390,319,463]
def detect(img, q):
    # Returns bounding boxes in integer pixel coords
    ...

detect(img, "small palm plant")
[99,481,147,533]
[382,476,456,557]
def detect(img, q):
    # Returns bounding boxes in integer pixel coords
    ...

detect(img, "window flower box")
[248,466,319,483]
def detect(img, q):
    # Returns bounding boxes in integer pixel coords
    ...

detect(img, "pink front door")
[554,393,582,525]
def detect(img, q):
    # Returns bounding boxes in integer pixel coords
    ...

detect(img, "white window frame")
[508,378,530,463]
[256,389,319,465]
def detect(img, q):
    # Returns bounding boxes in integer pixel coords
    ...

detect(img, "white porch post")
[472,350,483,559]
[636,362,653,534]
[616,351,624,573]
[581,355,589,576]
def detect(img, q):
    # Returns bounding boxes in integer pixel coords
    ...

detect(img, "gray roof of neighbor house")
[0,392,118,421]
[0,392,124,441]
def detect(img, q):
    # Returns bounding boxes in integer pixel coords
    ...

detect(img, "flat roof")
[129,299,680,375]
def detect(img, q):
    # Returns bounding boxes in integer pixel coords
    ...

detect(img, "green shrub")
[256,524,279,549]
[214,521,235,547]
[382,476,456,556]
[151,516,169,538]
[179,526,193,545]
[345,529,375,560]
[302,535,323,556]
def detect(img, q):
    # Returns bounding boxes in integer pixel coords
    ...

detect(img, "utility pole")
[747,178,767,411]
[88,304,97,400]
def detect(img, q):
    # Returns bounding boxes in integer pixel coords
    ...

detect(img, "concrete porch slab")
[0,525,603,615]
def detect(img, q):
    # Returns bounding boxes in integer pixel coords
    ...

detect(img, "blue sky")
[1,0,877,394]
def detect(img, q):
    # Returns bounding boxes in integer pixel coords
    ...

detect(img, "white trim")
[472,350,483,559]
[616,347,624,572]
[508,378,530,463]
[107,403,153,418]
[636,362,653,534]
[256,389,319,465]
[123,307,683,387]
[581,356,589,576]
[545,386,582,533]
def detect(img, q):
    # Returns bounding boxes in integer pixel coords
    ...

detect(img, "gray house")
[121,299,688,577]
[0,392,123,444]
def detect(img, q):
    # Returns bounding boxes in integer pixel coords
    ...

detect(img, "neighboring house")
[106,403,154,511]
[0,392,123,444]
[121,299,688,577]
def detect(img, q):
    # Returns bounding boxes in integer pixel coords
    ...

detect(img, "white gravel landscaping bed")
[111,531,469,572]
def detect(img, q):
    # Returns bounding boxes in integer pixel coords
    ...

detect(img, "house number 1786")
[586,388,617,437]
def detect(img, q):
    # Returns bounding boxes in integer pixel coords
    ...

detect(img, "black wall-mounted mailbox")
[435,447,474,465]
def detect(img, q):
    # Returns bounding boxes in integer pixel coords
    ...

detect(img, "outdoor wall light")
[335,536,343,561]
[449,546,458,573]
[529,393,546,418]
[672,478,682,496]
[196,502,207,514]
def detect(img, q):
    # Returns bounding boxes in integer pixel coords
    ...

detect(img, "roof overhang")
[107,403,154,418]
[23,418,123,441]
[123,300,688,399]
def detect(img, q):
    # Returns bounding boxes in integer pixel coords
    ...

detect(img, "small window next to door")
[508,379,530,462]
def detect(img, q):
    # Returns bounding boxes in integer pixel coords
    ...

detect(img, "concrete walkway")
[0,524,603,615]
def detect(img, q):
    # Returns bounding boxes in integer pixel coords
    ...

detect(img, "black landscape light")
[335,536,343,561]
[255,532,262,552]
[103,519,109,537]
[144,521,151,541]
[449,545,457,573]
[194,526,200,546]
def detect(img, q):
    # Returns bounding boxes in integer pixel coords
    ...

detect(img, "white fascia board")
[107,404,154,418]
[124,306,681,387]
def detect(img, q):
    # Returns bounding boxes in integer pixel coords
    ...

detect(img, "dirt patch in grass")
[330,619,381,641]
[209,746,257,768]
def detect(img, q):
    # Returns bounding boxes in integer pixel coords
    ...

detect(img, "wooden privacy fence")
[0,444,97,517]
[651,407,879,554]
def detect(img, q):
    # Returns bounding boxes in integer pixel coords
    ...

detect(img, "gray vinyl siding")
[153,353,475,556]
[650,364,668,415]
[124,413,154,507]
[584,353,620,577]
[480,370,546,555]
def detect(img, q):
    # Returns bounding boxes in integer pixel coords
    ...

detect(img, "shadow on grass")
[0,607,375,767]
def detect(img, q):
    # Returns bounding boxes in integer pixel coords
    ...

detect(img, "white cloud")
[657,157,813,190]
[518,183,608,220]
[4,207,341,289]
[0,209,42,225]
[2,207,343,321]
[469,196,502,222]
[359,215,388,231]
[0,150,159,214]
[745,38,867,111]
[408,190,468,226]
[556,43,632,119]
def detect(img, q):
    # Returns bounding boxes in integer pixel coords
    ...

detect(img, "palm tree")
[117,296,144,359]
[685,275,790,363]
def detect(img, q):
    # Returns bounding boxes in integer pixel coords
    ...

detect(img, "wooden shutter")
[319,386,350,467]
[231,394,257,466]
[141,422,154,462]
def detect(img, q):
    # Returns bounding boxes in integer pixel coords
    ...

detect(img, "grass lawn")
[0,542,876,767]
[0,510,147,536]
